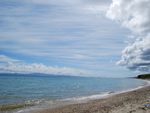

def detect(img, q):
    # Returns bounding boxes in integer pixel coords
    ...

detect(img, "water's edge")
[1,79,150,113]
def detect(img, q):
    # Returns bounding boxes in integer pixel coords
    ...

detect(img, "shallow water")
[0,75,149,112]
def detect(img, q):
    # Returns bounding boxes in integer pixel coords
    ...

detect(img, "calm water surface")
[0,75,149,106]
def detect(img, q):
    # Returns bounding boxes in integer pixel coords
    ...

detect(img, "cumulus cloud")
[0,62,97,76]
[116,35,150,72]
[106,0,150,34]
[107,0,150,73]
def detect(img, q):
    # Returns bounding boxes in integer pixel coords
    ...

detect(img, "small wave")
[114,80,150,95]
[0,103,34,112]
[24,91,115,106]
[2,79,149,113]
[143,79,150,85]
[1,91,115,113]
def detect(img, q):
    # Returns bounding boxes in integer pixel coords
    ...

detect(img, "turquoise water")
[0,75,149,112]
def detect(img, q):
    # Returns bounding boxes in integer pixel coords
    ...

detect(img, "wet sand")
[33,85,150,113]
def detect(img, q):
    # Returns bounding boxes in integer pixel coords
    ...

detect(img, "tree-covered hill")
[137,74,150,79]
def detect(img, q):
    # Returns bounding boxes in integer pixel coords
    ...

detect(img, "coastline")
[1,78,149,113]
[32,80,150,113]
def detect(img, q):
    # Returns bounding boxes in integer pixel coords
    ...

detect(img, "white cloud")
[0,0,128,70]
[0,55,20,62]
[116,35,150,72]
[0,62,99,76]
[81,0,111,4]
[107,0,150,73]
[106,0,150,34]
[26,0,80,5]
[28,0,111,6]
[0,0,133,77]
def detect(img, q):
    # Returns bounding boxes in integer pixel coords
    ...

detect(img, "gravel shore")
[32,85,150,113]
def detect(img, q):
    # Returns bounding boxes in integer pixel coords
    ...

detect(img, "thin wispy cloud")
[0,0,148,77]
[0,55,20,62]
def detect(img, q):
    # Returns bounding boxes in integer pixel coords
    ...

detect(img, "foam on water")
[2,91,114,113]
[0,75,149,113]
[5,85,150,113]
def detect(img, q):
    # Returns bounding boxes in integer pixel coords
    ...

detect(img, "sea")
[0,75,150,113]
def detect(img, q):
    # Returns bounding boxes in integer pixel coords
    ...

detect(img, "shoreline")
[1,79,149,113]
[32,80,150,113]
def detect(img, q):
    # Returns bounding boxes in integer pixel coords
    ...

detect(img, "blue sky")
[0,0,150,77]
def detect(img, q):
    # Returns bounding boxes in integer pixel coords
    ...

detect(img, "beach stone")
[129,110,136,113]
[108,91,115,94]
[32,86,150,113]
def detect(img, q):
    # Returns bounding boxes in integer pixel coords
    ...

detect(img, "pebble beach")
[33,84,150,113]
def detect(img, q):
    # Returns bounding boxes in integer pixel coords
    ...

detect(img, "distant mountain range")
[0,73,72,77]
